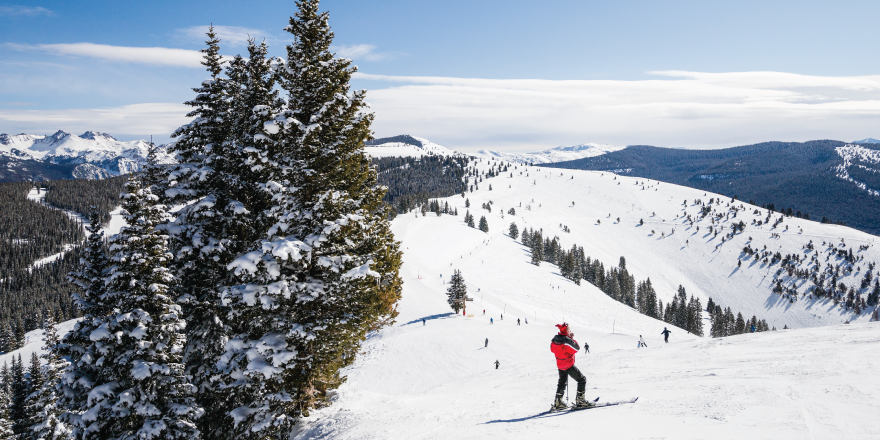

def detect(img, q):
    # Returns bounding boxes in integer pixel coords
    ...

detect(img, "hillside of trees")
[546,140,880,235]
[0,177,125,350]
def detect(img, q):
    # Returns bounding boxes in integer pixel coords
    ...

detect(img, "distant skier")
[525,318,528,324]
[483,309,486,315]
[495,360,500,369]
[661,327,671,343]
[550,323,592,410]
[490,318,494,325]
[485,338,488,348]
[517,318,521,326]
[638,335,647,348]
[422,319,426,326]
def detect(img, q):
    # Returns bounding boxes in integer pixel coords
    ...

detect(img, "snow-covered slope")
[0,130,173,179]
[291,160,880,439]
[364,134,459,158]
[0,318,80,367]
[478,143,625,164]
[854,138,880,144]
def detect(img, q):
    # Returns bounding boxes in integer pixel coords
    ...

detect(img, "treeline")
[42,175,126,223]
[706,298,771,337]
[515,226,704,336]
[0,176,126,338]
[373,155,469,215]
[0,250,81,352]
[0,182,84,279]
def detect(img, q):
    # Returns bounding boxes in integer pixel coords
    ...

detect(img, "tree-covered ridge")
[43,175,126,224]
[546,140,880,235]
[373,155,470,215]
[0,182,83,278]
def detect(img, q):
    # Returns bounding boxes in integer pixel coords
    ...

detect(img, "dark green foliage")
[508,222,519,239]
[43,175,127,223]
[373,155,469,216]
[547,140,880,234]
[478,216,489,232]
[0,180,107,331]
[446,270,468,313]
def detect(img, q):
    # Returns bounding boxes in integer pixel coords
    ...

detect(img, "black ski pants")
[556,366,586,395]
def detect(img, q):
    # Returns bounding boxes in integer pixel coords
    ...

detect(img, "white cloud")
[175,25,274,47]
[0,103,189,141]
[332,44,396,62]
[0,5,53,16]
[354,71,880,152]
[4,42,204,67]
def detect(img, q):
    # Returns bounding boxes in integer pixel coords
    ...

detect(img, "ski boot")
[551,393,568,411]
[574,391,594,409]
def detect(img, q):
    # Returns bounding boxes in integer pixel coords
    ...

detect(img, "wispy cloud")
[175,25,275,47]
[332,44,398,62]
[354,71,880,152]
[0,5,53,17]
[0,103,190,140]
[4,42,203,67]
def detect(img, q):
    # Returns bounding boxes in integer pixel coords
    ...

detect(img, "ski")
[547,397,638,415]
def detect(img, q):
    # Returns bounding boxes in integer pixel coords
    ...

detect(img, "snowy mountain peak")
[855,138,880,144]
[478,142,626,164]
[80,130,118,141]
[0,130,173,180]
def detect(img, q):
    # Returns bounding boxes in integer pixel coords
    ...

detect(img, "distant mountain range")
[477,143,625,164]
[546,140,880,235]
[0,130,172,182]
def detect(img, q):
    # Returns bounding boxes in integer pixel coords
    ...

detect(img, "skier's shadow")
[483,410,571,424]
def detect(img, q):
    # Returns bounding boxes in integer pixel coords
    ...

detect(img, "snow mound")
[364,135,459,158]
[478,142,625,164]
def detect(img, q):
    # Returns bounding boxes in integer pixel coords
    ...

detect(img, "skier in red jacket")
[550,323,591,410]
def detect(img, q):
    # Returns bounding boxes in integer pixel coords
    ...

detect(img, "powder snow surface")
[293,162,880,439]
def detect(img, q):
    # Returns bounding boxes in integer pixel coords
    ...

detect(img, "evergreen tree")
[70,178,202,439]
[218,2,403,435]
[10,355,26,436]
[0,362,12,439]
[465,211,475,228]
[60,209,110,431]
[479,216,489,233]
[25,315,71,440]
[530,230,543,266]
[167,34,280,438]
[446,270,468,313]
[735,312,746,334]
[509,222,519,240]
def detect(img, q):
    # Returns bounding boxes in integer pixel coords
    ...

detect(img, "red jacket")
[550,334,580,370]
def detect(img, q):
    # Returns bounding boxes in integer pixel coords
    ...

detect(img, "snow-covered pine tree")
[465,211,475,228]
[9,355,27,436]
[479,216,489,233]
[60,209,110,430]
[167,35,280,439]
[25,315,71,440]
[509,222,518,240]
[530,230,543,266]
[0,365,12,440]
[446,270,468,313]
[219,2,403,435]
[73,177,202,440]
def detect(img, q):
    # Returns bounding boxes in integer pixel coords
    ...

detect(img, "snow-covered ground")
[293,162,880,439]
[365,136,459,158]
[477,142,625,164]
[0,318,80,367]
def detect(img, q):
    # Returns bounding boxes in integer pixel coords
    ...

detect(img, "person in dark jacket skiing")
[550,323,591,410]
[495,360,500,369]
[661,327,671,343]
[485,338,488,348]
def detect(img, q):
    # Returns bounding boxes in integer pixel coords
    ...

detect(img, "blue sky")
[2,0,880,151]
